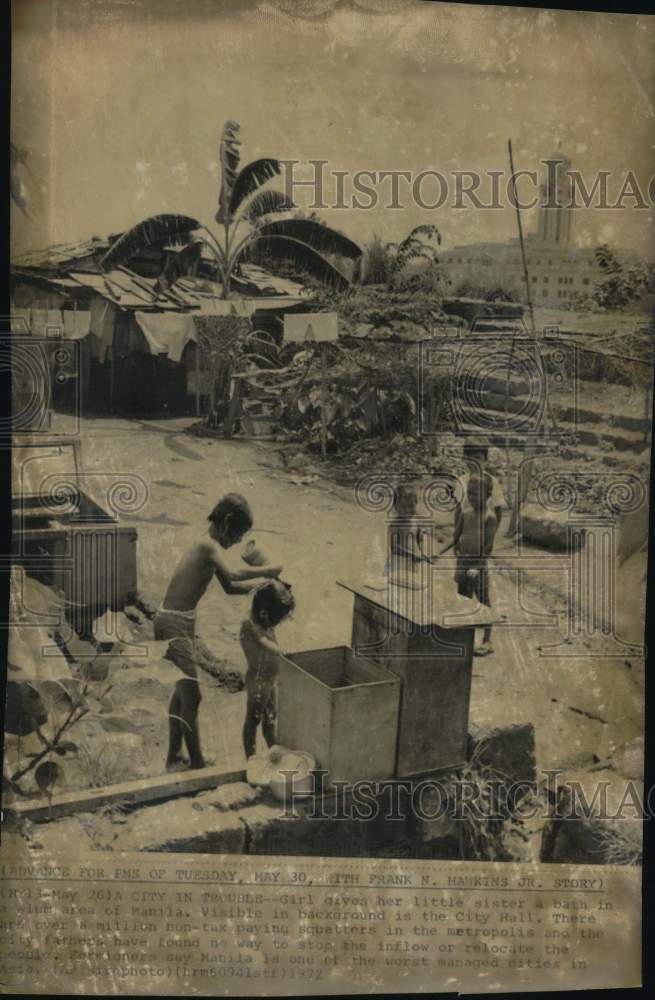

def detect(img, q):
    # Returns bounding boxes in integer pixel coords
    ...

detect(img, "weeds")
[75,740,126,789]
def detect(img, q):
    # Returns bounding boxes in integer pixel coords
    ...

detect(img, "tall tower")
[537,144,573,244]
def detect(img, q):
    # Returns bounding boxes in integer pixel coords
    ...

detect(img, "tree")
[100,121,362,298]
[386,224,444,290]
[592,244,655,311]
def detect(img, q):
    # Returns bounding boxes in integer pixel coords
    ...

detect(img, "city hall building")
[440,147,641,306]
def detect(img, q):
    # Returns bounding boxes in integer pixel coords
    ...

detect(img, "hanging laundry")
[134,311,196,362]
[63,310,91,340]
[89,297,116,351]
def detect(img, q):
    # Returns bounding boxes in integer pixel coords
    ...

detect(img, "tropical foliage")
[591,244,655,311]
[100,121,362,297]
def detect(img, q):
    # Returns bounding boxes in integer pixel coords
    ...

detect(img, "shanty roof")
[67,268,194,310]
[12,232,311,322]
[237,264,306,297]
[11,236,113,272]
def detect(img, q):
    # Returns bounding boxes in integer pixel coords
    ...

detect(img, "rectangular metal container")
[350,594,474,777]
[11,438,138,618]
[277,645,400,788]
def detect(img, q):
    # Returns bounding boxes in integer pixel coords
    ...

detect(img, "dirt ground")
[8,411,645,803]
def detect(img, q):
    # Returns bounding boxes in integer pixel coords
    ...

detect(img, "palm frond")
[255,219,362,260]
[245,235,351,290]
[100,215,202,270]
[241,189,295,224]
[229,158,282,216]
[216,120,242,224]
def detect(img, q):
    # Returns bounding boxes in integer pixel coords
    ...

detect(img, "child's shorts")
[154,607,198,681]
[455,561,490,606]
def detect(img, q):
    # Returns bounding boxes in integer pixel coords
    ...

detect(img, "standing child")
[439,474,497,657]
[385,483,433,578]
[240,580,295,759]
[153,493,282,772]
[455,441,505,531]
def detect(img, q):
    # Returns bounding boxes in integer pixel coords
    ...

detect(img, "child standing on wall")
[439,474,497,656]
[240,580,295,759]
[153,494,282,772]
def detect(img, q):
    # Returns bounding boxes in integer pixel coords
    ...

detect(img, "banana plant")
[101,121,362,298]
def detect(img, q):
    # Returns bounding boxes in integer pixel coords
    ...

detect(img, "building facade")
[439,148,641,307]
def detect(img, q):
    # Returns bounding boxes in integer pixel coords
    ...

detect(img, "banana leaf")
[246,235,351,290]
[229,158,282,217]
[216,120,242,224]
[242,188,294,223]
[255,218,362,260]
[101,215,202,270]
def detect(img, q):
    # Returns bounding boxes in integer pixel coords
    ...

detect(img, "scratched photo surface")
[3,0,653,994]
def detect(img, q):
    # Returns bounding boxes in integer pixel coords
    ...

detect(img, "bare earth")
[11,413,643,803]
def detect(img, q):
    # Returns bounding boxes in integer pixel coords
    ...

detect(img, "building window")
[543,276,548,283]
[543,289,547,296]
[532,275,537,282]
[583,278,590,285]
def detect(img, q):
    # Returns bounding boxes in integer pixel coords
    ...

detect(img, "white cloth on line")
[134,311,196,362]
[63,310,91,340]
[89,297,116,351]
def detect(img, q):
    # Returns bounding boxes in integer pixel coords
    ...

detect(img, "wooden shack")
[11,239,308,418]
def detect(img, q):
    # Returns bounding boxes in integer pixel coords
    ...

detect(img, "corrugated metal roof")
[11,237,111,271]
[67,267,197,310]
[238,264,305,296]
[65,268,305,315]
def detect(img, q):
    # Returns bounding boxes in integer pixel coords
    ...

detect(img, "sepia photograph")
[2,0,652,993]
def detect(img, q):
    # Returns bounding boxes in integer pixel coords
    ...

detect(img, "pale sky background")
[11,0,655,257]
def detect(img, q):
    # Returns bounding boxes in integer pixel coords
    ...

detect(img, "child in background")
[456,440,505,530]
[240,580,295,759]
[154,493,282,772]
[385,483,433,579]
[439,474,497,657]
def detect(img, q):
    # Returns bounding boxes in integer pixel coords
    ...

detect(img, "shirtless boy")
[153,493,281,771]
[439,474,497,656]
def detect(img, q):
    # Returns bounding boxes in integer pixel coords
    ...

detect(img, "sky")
[11,0,655,257]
